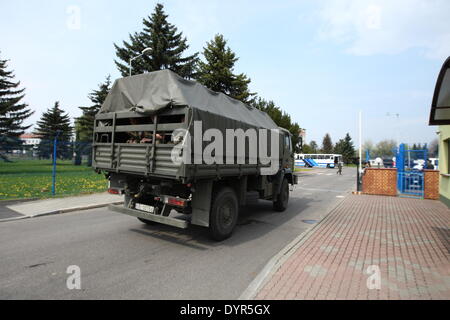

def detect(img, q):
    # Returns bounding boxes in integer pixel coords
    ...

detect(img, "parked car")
[369,157,384,168]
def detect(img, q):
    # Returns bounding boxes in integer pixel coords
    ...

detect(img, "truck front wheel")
[209,187,239,241]
[273,178,289,212]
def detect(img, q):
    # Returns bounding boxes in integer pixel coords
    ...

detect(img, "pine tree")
[75,76,111,165]
[341,133,356,164]
[196,34,255,103]
[114,3,198,78]
[34,102,72,159]
[322,133,333,154]
[334,138,345,155]
[77,75,111,142]
[0,53,34,138]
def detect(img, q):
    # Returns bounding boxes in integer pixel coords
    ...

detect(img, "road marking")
[297,186,347,194]
[336,195,345,198]
[326,173,333,176]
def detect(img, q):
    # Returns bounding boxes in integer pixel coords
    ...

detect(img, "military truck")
[92,70,297,240]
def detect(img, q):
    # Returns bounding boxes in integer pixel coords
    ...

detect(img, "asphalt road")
[0,167,356,299]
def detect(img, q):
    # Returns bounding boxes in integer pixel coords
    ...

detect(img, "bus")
[294,154,343,168]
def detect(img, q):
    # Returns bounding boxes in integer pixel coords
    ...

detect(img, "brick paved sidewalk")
[255,195,450,300]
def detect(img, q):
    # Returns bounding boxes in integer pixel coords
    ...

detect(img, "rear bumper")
[108,204,188,229]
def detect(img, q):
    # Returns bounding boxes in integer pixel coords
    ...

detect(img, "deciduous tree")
[309,140,318,153]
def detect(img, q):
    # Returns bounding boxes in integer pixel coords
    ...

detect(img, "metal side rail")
[108,204,188,229]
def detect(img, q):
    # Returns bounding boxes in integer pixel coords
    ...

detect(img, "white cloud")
[317,0,450,60]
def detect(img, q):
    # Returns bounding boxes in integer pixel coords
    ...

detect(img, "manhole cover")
[302,220,318,224]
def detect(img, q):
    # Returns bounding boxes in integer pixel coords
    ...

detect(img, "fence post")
[357,162,362,192]
[52,131,61,196]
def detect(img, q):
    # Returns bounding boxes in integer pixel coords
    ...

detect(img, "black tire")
[209,187,239,241]
[137,217,157,225]
[273,178,289,212]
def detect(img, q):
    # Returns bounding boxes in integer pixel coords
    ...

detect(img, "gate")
[397,171,424,198]
[396,144,427,199]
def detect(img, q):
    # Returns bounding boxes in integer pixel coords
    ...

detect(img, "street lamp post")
[356,110,363,192]
[129,48,152,76]
[359,110,362,172]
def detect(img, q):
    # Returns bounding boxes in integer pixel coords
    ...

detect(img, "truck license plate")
[135,203,154,213]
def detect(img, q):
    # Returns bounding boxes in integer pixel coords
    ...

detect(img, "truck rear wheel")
[209,187,239,241]
[273,178,289,212]
[137,217,157,225]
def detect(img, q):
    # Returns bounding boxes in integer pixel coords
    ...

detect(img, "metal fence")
[397,170,424,198]
[0,136,106,200]
[395,143,427,199]
[0,137,92,163]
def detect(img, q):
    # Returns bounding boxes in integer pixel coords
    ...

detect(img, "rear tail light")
[108,188,120,195]
[167,197,186,207]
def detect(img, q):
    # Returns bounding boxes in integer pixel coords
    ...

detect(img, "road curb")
[0,201,124,223]
[0,215,31,223]
[238,193,350,300]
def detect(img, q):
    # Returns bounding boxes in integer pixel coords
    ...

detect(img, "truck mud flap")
[108,204,188,229]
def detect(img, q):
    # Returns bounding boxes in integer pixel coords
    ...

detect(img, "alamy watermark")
[66,5,81,30]
[66,265,81,290]
[170,121,281,175]
[366,265,381,290]
[365,5,382,30]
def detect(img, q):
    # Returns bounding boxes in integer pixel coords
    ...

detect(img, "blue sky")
[1,0,448,146]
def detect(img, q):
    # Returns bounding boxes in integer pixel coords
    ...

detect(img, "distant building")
[19,133,41,146]
[429,56,450,207]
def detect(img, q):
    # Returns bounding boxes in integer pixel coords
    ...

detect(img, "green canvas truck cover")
[99,69,278,130]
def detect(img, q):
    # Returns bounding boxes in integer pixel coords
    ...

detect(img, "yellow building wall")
[438,125,450,207]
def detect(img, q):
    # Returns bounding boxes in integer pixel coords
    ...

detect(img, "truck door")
[282,133,293,170]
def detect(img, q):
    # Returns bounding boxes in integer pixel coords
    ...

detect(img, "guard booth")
[396,143,428,198]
